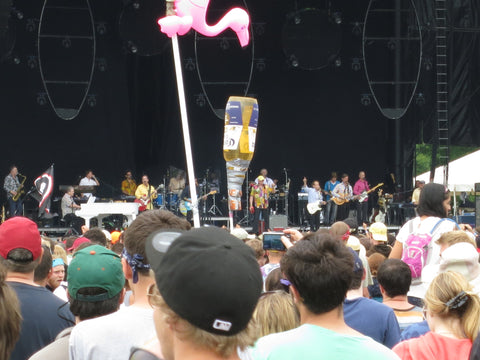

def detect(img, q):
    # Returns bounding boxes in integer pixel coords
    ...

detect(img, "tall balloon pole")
[163,0,200,227]
[159,0,251,228]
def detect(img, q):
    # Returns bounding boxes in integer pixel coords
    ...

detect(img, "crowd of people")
[1,182,480,359]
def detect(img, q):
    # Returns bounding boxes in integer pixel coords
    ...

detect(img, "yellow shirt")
[135,184,157,210]
[121,179,137,196]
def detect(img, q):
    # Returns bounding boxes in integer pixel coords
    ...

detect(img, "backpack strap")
[429,218,460,235]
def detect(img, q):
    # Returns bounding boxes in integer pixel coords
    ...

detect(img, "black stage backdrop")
[0,0,479,208]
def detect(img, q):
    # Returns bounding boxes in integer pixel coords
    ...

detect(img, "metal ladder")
[435,0,449,185]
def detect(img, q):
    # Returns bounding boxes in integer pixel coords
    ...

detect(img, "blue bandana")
[122,248,151,283]
[52,258,65,267]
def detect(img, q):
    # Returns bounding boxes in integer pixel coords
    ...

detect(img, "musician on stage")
[323,172,340,226]
[302,177,326,231]
[61,186,84,233]
[353,171,370,225]
[79,170,100,198]
[168,171,186,197]
[411,180,425,205]
[332,173,353,222]
[255,168,277,191]
[181,179,208,223]
[3,165,23,217]
[250,175,273,235]
[121,170,137,196]
[135,175,157,211]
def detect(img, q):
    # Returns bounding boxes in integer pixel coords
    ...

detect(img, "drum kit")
[153,184,181,212]
[153,169,224,217]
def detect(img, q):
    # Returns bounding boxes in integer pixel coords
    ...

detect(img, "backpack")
[401,218,459,278]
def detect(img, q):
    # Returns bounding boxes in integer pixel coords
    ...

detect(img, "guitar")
[356,183,384,202]
[332,194,359,206]
[179,191,217,216]
[306,199,333,215]
[135,185,162,211]
[134,198,151,212]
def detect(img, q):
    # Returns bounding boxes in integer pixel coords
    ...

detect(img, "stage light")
[26,19,36,32]
[352,22,362,37]
[133,0,140,10]
[289,54,299,68]
[36,92,47,106]
[415,93,425,106]
[352,57,361,71]
[387,39,396,51]
[184,58,195,71]
[360,94,371,106]
[254,22,265,36]
[334,57,341,67]
[219,38,230,50]
[11,8,23,20]
[96,22,107,35]
[195,94,206,107]
[255,58,266,72]
[423,57,432,71]
[62,37,72,49]
[27,55,37,69]
[127,41,138,53]
[294,15,301,25]
[96,58,107,72]
[333,12,342,25]
[87,94,97,107]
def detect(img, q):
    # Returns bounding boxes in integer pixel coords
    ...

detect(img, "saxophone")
[12,174,26,202]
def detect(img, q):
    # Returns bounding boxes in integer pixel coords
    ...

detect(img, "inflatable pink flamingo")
[157,0,250,47]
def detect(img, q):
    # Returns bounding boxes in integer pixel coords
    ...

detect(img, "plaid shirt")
[4,174,20,199]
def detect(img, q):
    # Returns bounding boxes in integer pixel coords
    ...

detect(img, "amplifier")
[269,214,288,229]
[298,193,308,200]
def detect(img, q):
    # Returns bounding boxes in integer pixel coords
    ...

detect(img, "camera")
[263,232,287,251]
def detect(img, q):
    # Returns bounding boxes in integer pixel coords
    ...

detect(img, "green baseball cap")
[68,245,125,301]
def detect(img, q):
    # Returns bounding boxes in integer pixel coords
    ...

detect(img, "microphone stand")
[237,168,250,226]
[283,168,290,225]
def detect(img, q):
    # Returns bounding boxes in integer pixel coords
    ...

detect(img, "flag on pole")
[34,164,54,216]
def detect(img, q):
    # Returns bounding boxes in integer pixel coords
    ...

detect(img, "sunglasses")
[147,283,162,309]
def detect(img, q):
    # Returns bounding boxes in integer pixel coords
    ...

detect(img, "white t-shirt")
[396,216,458,299]
[79,177,97,198]
[69,306,156,360]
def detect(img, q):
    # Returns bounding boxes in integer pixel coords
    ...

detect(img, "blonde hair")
[436,231,476,248]
[0,267,22,359]
[245,239,265,260]
[53,245,68,265]
[150,287,259,357]
[425,271,480,341]
[253,291,300,337]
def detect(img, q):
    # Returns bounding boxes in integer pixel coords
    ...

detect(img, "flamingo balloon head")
[227,8,250,47]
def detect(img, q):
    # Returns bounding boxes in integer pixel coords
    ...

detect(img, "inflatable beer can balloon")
[223,96,259,211]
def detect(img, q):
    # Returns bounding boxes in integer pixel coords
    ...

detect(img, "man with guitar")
[323,172,340,226]
[3,165,24,218]
[353,171,370,226]
[135,175,158,211]
[332,173,353,221]
[302,177,326,231]
[180,179,212,223]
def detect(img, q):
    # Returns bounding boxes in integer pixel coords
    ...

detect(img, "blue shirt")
[344,297,401,349]
[302,186,323,204]
[324,180,340,201]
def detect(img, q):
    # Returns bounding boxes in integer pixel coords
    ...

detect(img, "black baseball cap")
[146,227,262,336]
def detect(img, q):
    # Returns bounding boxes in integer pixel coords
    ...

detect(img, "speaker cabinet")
[270,214,288,229]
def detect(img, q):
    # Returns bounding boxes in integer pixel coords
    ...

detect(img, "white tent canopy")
[415,149,480,191]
